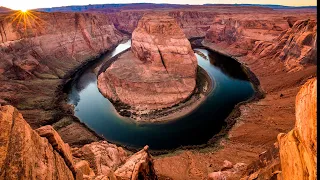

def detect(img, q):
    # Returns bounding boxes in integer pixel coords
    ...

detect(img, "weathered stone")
[278,78,317,180]
[72,141,127,176]
[208,171,226,180]
[114,146,157,180]
[35,125,75,171]
[75,160,95,177]
[0,105,74,179]
[98,13,197,112]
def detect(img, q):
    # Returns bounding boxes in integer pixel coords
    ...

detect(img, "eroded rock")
[278,77,317,180]
[114,146,157,180]
[0,105,75,179]
[98,14,198,112]
[72,141,127,176]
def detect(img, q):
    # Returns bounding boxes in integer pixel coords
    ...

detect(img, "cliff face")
[277,78,317,180]
[0,11,124,129]
[252,19,317,71]
[131,14,197,77]
[0,105,157,180]
[98,14,197,112]
[205,15,290,57]
[0,105,75,179]
[0,11,123,80]
[204,15,317,71]
[108,10,215,38]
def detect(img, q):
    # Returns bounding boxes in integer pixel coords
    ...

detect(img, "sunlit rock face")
[0,105,75,180]
[0,105,157,180]
[0,11,123,80]
[98,14,198,111]
[278,78,317,180]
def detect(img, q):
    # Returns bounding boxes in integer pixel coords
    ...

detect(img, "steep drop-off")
[0,11,123,134]
[0,105,157,180]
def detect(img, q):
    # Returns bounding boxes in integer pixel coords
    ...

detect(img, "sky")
[0,0,317,10]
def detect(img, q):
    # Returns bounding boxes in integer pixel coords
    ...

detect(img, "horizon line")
[1,2,317,10]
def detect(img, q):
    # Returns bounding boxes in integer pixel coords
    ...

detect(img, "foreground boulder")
[114,146,157,179]
[98,14,197,112]
[0,105,75,179]
[72,141,128,176]
[0,105,157,179]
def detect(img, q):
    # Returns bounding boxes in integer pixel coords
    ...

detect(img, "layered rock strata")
[0,11,123,130]
[98,14,198,112]
[0,105,157,180]
[204,16,317,71]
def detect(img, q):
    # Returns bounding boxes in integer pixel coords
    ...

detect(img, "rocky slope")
[204,14,317,71]
[0,10,124,144]
[209,78,317,180]
[0,105,157,180]
[98,14,198,113]
[154,10,317,179]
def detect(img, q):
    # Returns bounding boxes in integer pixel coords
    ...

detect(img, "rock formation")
[0,105,76,179]
[0,11,123,129]
[204,15,317,71]
[0,105,157,180]
[252,19,317,71]
[98,14,198,112]
[277,78,317,180]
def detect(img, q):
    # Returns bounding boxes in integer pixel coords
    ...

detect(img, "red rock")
[0,105,75,179]
[114,145,157,180]
[278,78,317,180]
[72,141,127,176]
[98,14,197,112]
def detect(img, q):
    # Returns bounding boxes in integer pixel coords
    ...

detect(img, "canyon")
[0,4,317,180]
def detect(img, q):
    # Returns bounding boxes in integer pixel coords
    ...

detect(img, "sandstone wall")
[0,11,123,80]
[108,10,215,39]
[204,15,317,71]
[277,77,317,180]
[0,105,75,179]
[0,11,124,128]
[0,105,157,180]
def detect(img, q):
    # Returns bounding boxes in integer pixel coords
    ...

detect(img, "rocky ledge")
[98,14,201,121]
[0,105,157,180]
